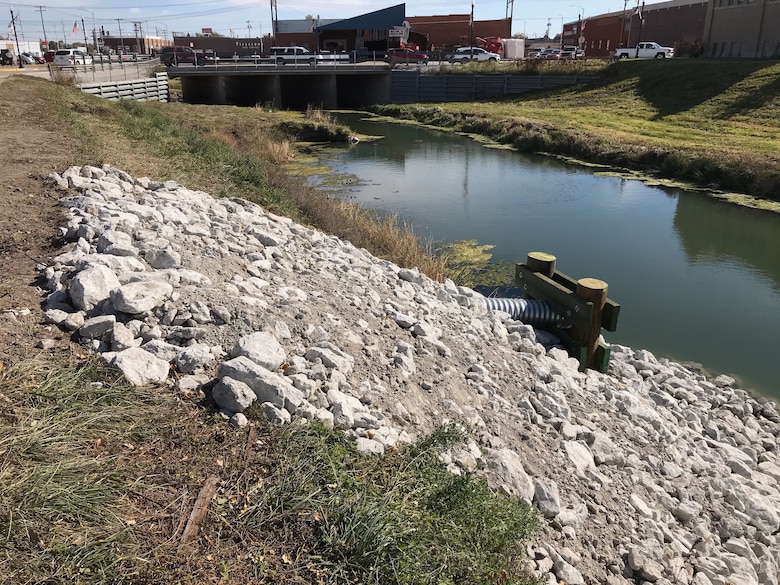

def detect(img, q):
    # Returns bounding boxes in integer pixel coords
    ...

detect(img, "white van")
[53,49,93,66]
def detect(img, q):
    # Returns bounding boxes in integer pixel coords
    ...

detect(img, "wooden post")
[526,252,556,278]
[572,277,608,369]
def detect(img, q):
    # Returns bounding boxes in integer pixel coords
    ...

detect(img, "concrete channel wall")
[80,72,169,102]
[390,71,599,103]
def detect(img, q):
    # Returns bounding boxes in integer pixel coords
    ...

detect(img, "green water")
[325,113,780,403]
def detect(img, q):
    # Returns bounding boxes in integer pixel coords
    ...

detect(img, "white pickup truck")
[615,42,674,59]
[266,46,351,65]
[268,46,321,65]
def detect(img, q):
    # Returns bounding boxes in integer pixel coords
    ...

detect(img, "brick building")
[405,15,512,51]
[561,0,708,58]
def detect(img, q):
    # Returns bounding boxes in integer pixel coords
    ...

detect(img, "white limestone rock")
[111,281,174,314]
[212,376,256,414]
[108,347,170,386]
[230,331,287,371]
[69,264,120,312]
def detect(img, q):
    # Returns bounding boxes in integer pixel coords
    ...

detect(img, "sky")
[2,0,644,46]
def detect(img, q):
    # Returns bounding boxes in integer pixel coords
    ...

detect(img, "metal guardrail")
[48,57,163,84]
[166,58,390,73]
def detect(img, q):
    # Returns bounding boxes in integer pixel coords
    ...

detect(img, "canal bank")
[369,60,780,205]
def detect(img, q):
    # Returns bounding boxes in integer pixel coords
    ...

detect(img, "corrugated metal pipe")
[483,297,563,328]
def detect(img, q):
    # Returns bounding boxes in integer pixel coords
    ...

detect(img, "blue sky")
[3,1,640,45]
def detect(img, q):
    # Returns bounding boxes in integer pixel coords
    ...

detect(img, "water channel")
[319,113,780,403]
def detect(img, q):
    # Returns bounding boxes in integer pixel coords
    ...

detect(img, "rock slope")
[41,165,779,585]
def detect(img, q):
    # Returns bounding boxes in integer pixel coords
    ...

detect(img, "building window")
[606,39,610,50]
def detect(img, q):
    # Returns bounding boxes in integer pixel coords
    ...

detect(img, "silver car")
[53,49,93,66]
[449,47,500,64]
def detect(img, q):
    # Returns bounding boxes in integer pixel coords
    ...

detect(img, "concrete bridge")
[170,64,392,109]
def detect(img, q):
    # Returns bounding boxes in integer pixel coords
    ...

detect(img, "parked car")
[53,49,93,66]
[21,52,44,64]
[559,46,585,59]
[43,51,56,63]
[385,48,429,65]
[534,48,561,59]
[159,45,205,67]
[449,47,500,63]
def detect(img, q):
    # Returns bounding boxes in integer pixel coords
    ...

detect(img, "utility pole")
[247,21,252,37]
[36,6,48,51]
[133,21,141,54]
[634,1,645,58]
[9,9,23,68]
[270,0,278,46]
[470,0,475,59]
[82,18,89,50]
[116,18,124,55]
[61,20,67,49]
[618,0,628,48]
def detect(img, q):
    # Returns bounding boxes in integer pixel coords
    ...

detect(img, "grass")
[371,59,780,200]
[0,358,540,584]
[429,57,609,77]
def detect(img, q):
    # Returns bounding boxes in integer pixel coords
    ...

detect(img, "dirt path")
[0,74,76,368]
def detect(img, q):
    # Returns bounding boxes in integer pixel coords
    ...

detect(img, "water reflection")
[326,113,780,401]
[674,195,780,290]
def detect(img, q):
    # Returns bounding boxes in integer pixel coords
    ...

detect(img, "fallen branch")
[177,474,220,556]
[243,424,257,465]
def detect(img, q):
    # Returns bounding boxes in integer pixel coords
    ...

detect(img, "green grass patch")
[1,356,539,584]
[193,421,540,585]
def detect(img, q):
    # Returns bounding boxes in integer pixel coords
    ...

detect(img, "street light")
[558,15,564,49]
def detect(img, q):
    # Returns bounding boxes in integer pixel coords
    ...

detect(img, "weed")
[49,67,78,87]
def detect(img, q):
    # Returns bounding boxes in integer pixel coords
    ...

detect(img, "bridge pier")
[175,68,390,110]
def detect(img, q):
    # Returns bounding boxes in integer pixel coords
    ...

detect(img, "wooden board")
[514,264,593,329]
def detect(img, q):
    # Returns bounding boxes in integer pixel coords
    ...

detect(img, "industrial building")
[561,0,779,58]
